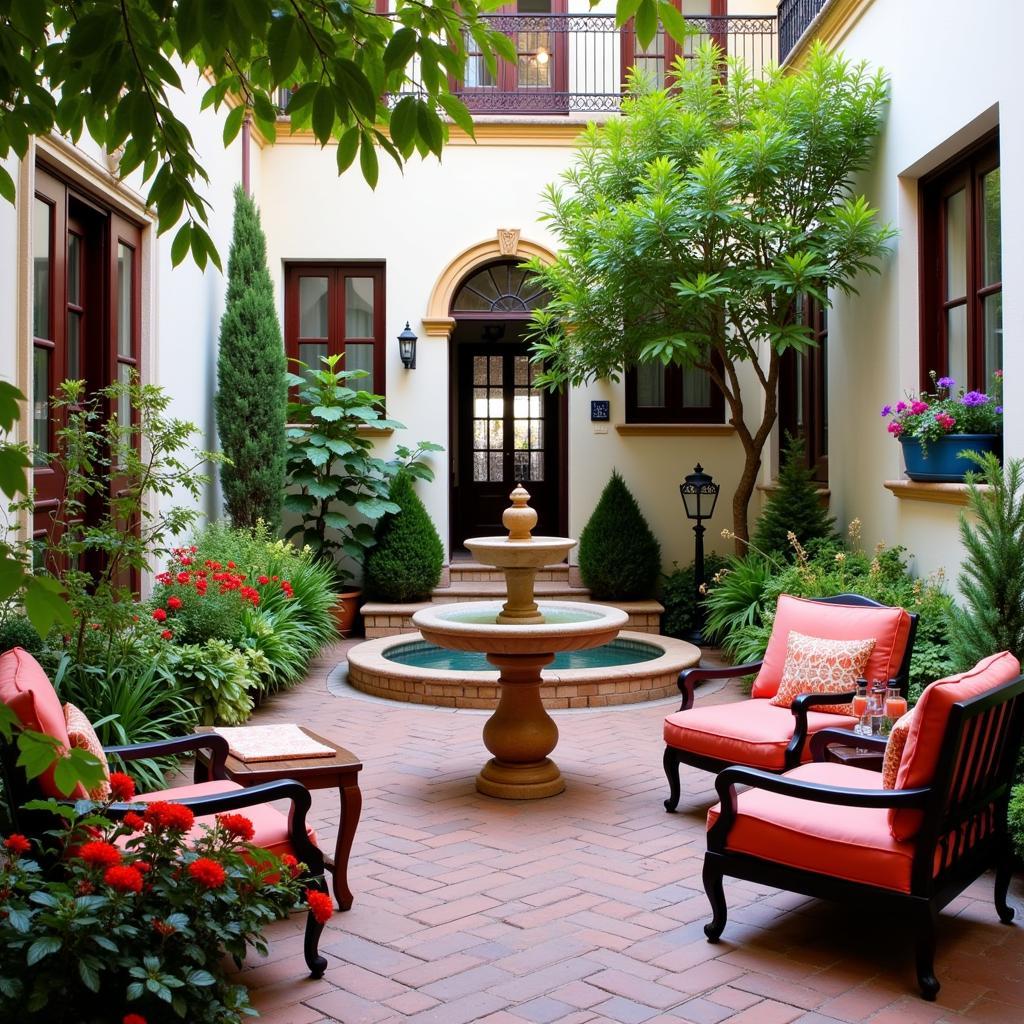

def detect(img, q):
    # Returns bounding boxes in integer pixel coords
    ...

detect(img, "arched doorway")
[448,259,566,550]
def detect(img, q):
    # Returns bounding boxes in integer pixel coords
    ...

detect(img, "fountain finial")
[503,483,537,542]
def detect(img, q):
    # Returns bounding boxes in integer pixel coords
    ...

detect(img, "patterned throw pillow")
[768,630,876,715]
[63,702,111,800]
[882,708,916,789]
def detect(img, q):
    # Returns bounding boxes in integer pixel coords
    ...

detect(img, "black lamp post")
[679,464,720,645]
[397,322,417,369]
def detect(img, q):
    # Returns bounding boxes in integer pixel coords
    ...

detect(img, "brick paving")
[231,641,1024,1023]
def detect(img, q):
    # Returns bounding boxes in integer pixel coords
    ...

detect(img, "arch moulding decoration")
[422,235,557,340]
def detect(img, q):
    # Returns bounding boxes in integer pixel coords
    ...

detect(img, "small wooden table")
[193,726,362,911]
[824,744,885,772]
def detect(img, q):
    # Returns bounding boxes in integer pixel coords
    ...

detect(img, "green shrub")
[578,471,661,600]
[0,615,44,657]
[241,602,322,696]
[661,555,728,640]
[752,433,837,557]
[166,639,260,726]
[364,474,443,602]
[1010,784,1024,861]
[157,582,247,647]
[704,553,777,653]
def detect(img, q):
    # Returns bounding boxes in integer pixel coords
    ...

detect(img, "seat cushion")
[752,596,913,700]
[707,762,915,892]
[768,631,876,715]
[890,650,1021,841]
[664,699,856,770]
[130,781,319,858]
[0,648,86,799]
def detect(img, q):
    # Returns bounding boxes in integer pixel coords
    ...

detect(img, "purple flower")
[880,405,893,417]
[896,401,908,413]
[937,376,956,390]
[960,391,988,407]
[996,406,1004,414]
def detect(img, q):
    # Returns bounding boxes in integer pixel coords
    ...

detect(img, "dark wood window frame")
[779,296,828,483]
[919,131,1001,391]
[284,262,387,397]
[625,356,726,425]
[620,1,727,90]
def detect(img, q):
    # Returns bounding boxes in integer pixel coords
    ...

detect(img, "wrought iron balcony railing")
[277,13,778,119]
[778,0,828,62]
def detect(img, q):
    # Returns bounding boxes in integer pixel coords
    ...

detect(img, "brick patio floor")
[235,641,1024,1024]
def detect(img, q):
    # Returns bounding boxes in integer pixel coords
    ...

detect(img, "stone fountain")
[413,485,628,799]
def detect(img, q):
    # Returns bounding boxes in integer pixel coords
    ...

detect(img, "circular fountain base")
[477,757,565,800]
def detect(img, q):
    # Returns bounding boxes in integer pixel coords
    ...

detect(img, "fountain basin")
[346,629,701,709]
[465,535,576,569]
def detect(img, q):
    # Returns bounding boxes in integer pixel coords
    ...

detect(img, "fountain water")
[412,485,629,799]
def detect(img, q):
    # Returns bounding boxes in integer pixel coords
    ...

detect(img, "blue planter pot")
[900,434,1001,482]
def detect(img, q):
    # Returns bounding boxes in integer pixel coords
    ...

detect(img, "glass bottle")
[852,680,869,736]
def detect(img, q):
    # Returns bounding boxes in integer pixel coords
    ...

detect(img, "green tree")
[949,453,1024,670]
[752,433,837,557]
[0,2,684,266]
[215,185,286,531]
[528,43,894,546]
[578,470,661,600]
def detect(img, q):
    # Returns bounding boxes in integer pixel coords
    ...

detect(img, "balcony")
[778,0,828,62]
[277,13,778,120]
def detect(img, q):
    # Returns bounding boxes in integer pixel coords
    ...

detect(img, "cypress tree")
[578,470,661,599]
[215,185,287,531]
[752,433,837,557]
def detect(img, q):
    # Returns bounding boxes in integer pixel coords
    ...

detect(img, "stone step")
[433,580,589,600]
[444,560,572,585]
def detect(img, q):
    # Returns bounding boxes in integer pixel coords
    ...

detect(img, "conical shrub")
[364,474,444,602]
[578,470,661,599]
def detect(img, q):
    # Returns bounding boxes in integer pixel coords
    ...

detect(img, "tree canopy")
[527,42,894,544]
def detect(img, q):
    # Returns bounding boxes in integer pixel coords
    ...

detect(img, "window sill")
[883,479,989,506]
[615,423,734,437]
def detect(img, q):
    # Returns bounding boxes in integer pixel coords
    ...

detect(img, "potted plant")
[882,371,1003,482]
[284,355,440,635]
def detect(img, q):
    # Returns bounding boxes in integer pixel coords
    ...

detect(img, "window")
[625,360,725,424]
[620,1,727,90]
[779,297,828,482]
[285,264,386,394]
[920,133,1001,389]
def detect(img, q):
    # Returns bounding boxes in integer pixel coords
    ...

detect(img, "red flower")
[109,772,136,802]
[227,561,236,568]
[176,571,190,585]
[151,916,176,936]
[159,629,172,640]
[104,865,143,893]
[258,575,270,585]
[3,834,31,855]
[76,880,95,896]
[152,608,167,622]
[123,812,146,832]
[78,841,122,869]
[217,813,255,842]
[123,1014,147,1024]
[305,889,334,925]
[281,853,302,878]
[143,801,194,833]
[133,860,152,874]
[189,546,197,553]
[166,595,182,610]
[188,857,226,889]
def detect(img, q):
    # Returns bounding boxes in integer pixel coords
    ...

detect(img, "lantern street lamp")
[679,464,720,645]
[397,321,417,369]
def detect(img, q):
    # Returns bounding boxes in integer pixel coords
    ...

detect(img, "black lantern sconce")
[679,464,720,645]
[397,322,417,369]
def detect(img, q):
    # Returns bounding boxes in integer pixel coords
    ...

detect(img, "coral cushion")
[129,781,319,858]
[890,651,1021,841]
[664,699,856,770]
[707,762,915,892]
[0,648,87,799]
[769,631,875,715]
[881,708,916,790]
[64,702,111,800]
[752,595,912,700]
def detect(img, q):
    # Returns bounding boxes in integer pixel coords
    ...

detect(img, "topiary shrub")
[578,471,661,600]
[0,615,44,657]
[364,474,444,602]
[752,433,837,557]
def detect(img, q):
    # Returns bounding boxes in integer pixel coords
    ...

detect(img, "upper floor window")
[626,360,725,425]
[920,133,1001,389]
[284,263,386,394]
[779,296,828,483]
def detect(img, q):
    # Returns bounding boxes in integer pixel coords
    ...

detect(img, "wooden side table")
[193,726,362,911]
[823,744,884,772]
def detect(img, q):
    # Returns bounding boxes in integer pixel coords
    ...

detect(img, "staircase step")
[433,580,588,600]
[445,560,571,585]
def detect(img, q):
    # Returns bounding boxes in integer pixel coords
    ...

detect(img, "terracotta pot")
[332,588,363,637]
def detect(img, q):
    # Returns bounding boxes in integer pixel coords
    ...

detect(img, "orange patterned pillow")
[63,702,111,800]
[768,630,876,715]
[882,708,915,789]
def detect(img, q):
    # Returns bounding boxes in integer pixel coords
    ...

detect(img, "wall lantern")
[679,464,720,645]
[397,321,417,369]
[535,45,550,66]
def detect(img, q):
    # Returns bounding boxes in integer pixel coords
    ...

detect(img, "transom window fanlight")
[452,260,550,314]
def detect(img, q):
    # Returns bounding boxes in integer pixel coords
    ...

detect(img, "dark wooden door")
[455,344,560,545]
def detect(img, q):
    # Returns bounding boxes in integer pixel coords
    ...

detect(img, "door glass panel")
[945,189,967,300]
[984,292,1002,379]
[298,342,328,373]
[33,347,50,466]
[345,277,374,337]
[982,168,1001,286]
[473,452,487,481]
[68,312,81,379]
[67,233,81,305]
[473,356,487,384]
[33,198,51,339]
[489,453,504,481]
[636,362,665,407]
[299,277,329,337]
[530,452,544,481]
[117,243,134,356]
[946,304,968,386]
[116,363,132,467]
[345,342,375,393]
[489,355,503,383]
